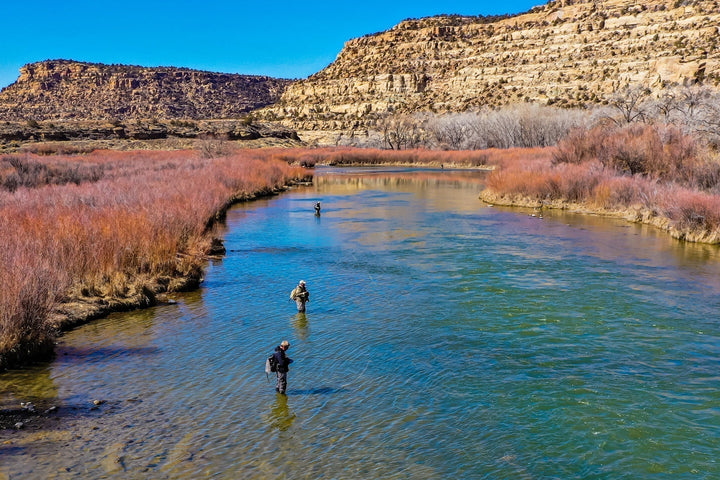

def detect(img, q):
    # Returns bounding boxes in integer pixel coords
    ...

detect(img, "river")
[2,166,720,479]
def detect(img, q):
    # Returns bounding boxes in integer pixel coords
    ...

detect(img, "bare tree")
[428,114,470,150]
[652,91,680,124]
[691,90,720,148]
[196,133,233,158]
[610,86,652,124]
[678,86,713,124]
[366,103,597,150]
[466,104,592,149]
[377,115,423,150]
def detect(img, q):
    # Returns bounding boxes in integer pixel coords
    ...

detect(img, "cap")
[299,280,306,285]
[281,340,290,347]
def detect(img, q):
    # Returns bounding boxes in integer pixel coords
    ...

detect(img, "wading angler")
[290,280,310,313]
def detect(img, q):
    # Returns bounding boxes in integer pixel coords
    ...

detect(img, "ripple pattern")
[2,167,720,479]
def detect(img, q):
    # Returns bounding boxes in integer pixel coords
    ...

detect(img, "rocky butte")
[0,59,291,121]
[258,0,720,139]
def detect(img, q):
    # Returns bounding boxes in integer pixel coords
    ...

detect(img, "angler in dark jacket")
[273,340,293,395]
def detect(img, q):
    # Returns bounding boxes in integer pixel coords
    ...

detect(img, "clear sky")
[0,0,542,90]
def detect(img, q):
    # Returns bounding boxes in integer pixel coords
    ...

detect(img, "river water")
[2,167,720,479]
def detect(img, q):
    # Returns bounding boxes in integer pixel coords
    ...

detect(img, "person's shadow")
[267,394,296,431]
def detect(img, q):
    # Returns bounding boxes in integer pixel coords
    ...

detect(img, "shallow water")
[2,166,720,479]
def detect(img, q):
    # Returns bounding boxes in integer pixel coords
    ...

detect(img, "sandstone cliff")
[3,0,719,141]
[260,0,720,133]
[0,60,291,121]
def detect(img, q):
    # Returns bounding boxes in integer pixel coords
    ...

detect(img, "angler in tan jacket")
[290,280,310,313]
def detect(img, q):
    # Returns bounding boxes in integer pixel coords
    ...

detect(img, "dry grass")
[264,146,555,169]
[19,142,96,156]
[0,149,309,369]
[266,147,489,167]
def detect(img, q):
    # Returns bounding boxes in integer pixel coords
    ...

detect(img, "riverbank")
[480,124,720,245]
[0,150,311,371]
[480,190,720,244]
[5,166,719,478]
[264,146,500,168]
[48,183,306,333]
[4,138,719,371]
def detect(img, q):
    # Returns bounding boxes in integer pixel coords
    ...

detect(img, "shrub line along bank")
[2,140,719,371]
[478,124,720,245]
[51,181,310,331]
[289,145,720,243]
[0,149,311,371]
[479,190,720,245]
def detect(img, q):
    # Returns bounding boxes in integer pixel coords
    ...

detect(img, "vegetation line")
[0,149,310,371]
[479,123,720,244]
[3,131,719,371]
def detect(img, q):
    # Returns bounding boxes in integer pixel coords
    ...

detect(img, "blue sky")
[0,0,542,90]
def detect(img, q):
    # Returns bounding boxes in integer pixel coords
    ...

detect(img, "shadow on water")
[54,345,160,363]
[289,386,348,396]
[0,393,129,429]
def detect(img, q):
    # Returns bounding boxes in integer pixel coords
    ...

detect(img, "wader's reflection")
[292,313,309,340]
[267,394,295,431]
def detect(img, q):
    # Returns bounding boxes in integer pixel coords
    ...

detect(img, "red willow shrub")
[0,154,106,191]
[487,123,720,239]
[554,123,703,184]
[263,147,498,168]
[0,149,309,369]
[661,187,720,232]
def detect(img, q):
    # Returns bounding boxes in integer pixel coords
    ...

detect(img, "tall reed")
[0,149,308,369]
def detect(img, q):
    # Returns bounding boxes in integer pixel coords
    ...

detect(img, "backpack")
[265,354,277,375]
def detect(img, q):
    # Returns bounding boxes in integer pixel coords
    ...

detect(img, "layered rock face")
[0,60,291,121]
[262,0,720,132]
[2,0,718,138]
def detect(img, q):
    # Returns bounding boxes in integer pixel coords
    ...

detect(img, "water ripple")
[4,168,720,479]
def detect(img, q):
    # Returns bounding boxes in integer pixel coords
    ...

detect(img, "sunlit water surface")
[2,167,720,479]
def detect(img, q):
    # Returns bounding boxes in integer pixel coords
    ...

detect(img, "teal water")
[2,167,720,479]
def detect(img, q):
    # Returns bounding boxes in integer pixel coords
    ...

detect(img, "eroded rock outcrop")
[0,60,291,121]
[260,0,720,133]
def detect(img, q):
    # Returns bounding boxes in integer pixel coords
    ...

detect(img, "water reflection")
[266,394,295,431]
[511,206,720,288]
[314,167,487,214]
[3,166,720,479]
[292,313,309,340]
[0,363,58,410]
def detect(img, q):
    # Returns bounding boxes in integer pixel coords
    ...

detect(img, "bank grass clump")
[265,146,552,169]
[483,123,720,242]
[19,142,97,156]
[0,149,310,370]
[0,154,106,191]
